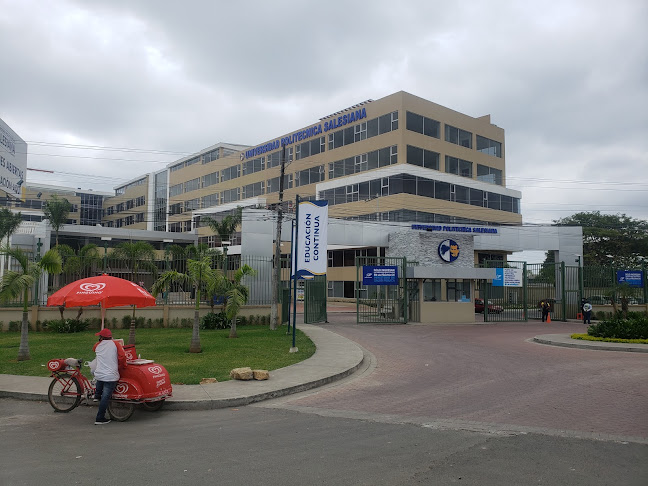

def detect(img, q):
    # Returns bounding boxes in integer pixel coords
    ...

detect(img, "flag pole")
[290,195,300,353]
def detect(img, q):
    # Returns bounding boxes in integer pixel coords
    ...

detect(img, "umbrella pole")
[101,304,106,330]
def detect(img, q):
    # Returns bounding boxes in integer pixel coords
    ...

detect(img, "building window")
[445,124,473,148]
[477,164,502,185]
[184,178,200,193]
[406,145,439,170]
[242,181,264,199]
[169,184,183,197]
[445,156,473,178]
[202,172,219,188]
[202,149,220,164]
[447,279,471,302]
[201,193,219,208]
[295,165,324,188]
[242,157,265,176]
[185,198,200,211]
[423,279,441,301]
[169,202,182,215]
[266,174,293,194]
[220,187,240,204]
[406,111,440,138]
[221,165,241,182]
[476,135,502,157]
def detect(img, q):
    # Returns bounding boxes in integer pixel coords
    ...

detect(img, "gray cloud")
[1,0,646,222]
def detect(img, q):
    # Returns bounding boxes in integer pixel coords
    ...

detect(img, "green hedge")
[587,311,648,340]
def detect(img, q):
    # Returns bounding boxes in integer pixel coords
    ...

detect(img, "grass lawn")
[0,326,316,384]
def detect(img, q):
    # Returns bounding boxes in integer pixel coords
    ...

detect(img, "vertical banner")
[295,200,328,279]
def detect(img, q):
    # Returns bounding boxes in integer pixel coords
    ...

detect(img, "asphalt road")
[2,319,647,485]
[1,398,646,486]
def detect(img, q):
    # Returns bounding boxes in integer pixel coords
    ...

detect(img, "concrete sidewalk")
[533,334,648,353]
[0,324,365,410]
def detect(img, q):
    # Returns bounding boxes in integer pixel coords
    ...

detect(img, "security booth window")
[447,279,471,302]
[423,279,441,301]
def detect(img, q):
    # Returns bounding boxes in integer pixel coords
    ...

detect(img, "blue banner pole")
[290,195,300,353]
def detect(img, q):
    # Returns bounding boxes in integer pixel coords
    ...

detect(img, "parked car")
[474,298,503,314]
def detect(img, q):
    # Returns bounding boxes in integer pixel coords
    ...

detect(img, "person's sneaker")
[94,418,111,425]
[93,397,99,402]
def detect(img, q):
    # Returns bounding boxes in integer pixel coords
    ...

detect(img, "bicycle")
[47,358,136,421]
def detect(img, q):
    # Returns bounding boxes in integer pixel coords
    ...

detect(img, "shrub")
[8,320,21,332]
[587,311,648,340]
[200,312,229,330]
[238,315,248,326]
[45,319,90,333]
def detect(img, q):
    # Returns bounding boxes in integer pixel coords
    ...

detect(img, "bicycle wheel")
[48,376,81,412]
[140,400,165,412]
[107,400,135,422]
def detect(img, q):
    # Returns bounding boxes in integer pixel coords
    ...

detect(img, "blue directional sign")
[616,270,644,288]
[363,266,399,285]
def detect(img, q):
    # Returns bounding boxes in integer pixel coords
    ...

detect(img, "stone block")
[253,369,269,380]
[230,367,253,380]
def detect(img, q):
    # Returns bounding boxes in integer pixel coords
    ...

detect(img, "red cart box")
[113,360,173,401]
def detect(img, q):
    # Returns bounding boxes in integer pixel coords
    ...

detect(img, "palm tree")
[151,251,223,353]
[223,264,256,339]
[0,207,23,242]
[202,207,242,269]
[0,207,23,276]
[111,241,157,345]
[42,195,72,246]
[56,243,102,320]
[0,246,62,361]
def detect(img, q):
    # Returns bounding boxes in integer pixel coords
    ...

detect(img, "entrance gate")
[356,256,408,323]
[481,261,581,322]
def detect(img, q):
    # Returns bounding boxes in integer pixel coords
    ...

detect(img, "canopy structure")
[47,274,156,329]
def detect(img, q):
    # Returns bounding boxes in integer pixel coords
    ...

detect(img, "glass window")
[436,181,450,200]
[445,125,472,148]
[367,117,379,138]
[447,279,471,302]
[476,135,502,157]
[456,185,469,204]
[470,188,483,207]
[378,114,392,134]
[423,279,441,301]
[378,147,391,167]
[406,111,423,134]
[487,192,501,210]
[417,177,434,197]
[403,175,416,194]
[424,117,440,138]
[407,145,424,166]
[343,126,354,146]
[424,149,439,170]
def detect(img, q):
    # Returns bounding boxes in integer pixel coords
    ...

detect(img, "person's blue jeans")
[95,380,118,421]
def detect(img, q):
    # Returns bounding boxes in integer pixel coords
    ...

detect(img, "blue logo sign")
[363,266,399,285]
[438,239,459,263]
[616,270,644,288]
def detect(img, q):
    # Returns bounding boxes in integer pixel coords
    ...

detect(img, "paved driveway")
[288,317,648,440]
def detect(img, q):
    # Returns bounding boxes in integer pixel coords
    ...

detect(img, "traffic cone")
[547,312,551,323]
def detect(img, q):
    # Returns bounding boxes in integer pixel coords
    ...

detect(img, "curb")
[533,334,648,353]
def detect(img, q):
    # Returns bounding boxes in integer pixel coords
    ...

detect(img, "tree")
[0,246,62,361]
[111,241,158,345]
[151,251,223,353]
[0,207,23,242]
[43,195,72,246]
[554,212,648,267]
[222,264,256,339]
[202,207,243,261]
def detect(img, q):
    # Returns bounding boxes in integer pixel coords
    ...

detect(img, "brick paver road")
[289,316,648,440]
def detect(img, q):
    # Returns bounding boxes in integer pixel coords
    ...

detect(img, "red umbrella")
[48,274,156,329]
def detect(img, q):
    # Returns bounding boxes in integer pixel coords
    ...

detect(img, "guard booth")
[356,256,409,323]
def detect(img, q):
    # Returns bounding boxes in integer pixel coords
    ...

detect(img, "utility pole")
[271,145,287,330]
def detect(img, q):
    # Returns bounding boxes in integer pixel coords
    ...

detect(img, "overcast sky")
[1,0,647,236]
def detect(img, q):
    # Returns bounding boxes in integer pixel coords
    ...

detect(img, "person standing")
[92,329,127,425]
[582,301,593,325]
[541,301,549,322]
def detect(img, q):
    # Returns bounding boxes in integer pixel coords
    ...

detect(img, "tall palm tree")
[223,264,256,339]
[151,251,223,353]
[111,241,158,345]
[42,195,72,246]
[0,246,62,361]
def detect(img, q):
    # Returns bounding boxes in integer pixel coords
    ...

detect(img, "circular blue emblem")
[438,239,459,263]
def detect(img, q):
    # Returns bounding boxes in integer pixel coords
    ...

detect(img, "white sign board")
[295,200,328,279]
[493,268,523,287]
[0,118,27,199]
